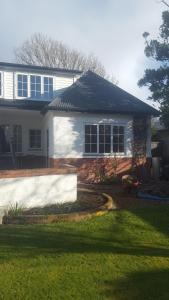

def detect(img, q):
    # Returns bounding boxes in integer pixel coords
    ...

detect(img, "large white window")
[29,129,41,149]
[17,74,28,97]
[84,124,125,154]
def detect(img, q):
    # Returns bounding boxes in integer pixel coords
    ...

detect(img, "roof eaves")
[0,61,82,75]
[42,105,160,116]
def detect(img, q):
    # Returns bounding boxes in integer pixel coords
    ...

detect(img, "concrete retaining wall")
[0,168,77,210]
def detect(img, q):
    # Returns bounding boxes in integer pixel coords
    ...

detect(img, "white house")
[0,62,159,182]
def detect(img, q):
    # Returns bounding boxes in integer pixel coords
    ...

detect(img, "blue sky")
[0,0,166,103]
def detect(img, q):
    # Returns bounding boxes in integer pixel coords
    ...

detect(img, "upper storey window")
[17,74,28,97]
[44,77,53,99]
[16,74,54,100]
[30,75,41,99]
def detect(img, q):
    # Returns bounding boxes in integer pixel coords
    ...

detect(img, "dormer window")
[31,75,41,99]
[16,74,54,100]
[17,74,28,97]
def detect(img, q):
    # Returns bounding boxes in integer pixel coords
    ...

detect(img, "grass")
[0,204,169,299]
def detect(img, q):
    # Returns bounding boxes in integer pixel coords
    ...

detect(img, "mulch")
[78,182,169,210]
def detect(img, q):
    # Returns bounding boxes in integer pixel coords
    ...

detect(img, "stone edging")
[2,193,113,225]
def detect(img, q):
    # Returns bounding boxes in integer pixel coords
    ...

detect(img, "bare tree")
[15,33,113,79]
[161,0,169,8]
[156,0,169,8]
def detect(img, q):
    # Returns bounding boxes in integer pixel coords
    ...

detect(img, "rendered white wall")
[0,173,77,209]
[52,112,134,158]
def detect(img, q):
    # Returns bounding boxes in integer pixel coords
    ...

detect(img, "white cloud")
[0,0,166,103]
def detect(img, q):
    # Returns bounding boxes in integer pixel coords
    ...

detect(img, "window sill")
[28,148,42,151]
[83,153,126,157]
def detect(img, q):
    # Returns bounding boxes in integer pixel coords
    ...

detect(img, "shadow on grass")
[0,208,168,262]
[101,269,169,300]
[110,187,169,238]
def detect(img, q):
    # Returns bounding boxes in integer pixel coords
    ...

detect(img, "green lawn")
[0,205,169,300]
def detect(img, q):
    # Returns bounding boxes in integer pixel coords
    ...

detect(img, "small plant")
[99,174,120,185]
[7,202,24,216]
[122,175,140,194]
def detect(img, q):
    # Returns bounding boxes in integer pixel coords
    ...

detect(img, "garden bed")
[2,189,113,225]
[138,181,169,199]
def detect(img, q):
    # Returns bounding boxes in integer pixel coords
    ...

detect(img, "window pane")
[44,77,53,99]
[99,125,104,134]
[85,125,90,134]
[119,126,124,134]
[119,135,124,143]
[119,144,124,153]
[29,129,41,149]
[105,135,111,143]
[113,135,118,143]
[105,144,111,153]
[85,125,97,153]
[91,144,97,153]
[31,76,41,99]
[13,125,22,152]
[99,144,104,153]
[113,125,125,153]
[85,144,90,153]
[99,135,104,143]
[91,134,97,143]
[105,125,111,134]
[113,144,118,153]
[85,135,90,143]
[98,124,111,154]
[17,74,28,97]
[113,126,118,134]
[91,125,97,134]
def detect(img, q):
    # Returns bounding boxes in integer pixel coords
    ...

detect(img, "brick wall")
[50,157,152,183]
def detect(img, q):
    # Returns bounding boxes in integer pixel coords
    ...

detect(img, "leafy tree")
[138,10,169,128]
[15,33,116,80]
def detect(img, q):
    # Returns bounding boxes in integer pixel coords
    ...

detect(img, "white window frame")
[0,72,4,98]
[16,74,29,98]
[15,72,54,100]
[84,122,126,156]
[30,75,42,99]
[43,76,54,99]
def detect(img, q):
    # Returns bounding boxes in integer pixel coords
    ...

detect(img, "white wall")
[51,112,134,158]
[0,173,77,209]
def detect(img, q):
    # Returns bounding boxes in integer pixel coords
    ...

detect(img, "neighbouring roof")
[0,99,50,111]
[0,61,82,76]
[44,71,159,116]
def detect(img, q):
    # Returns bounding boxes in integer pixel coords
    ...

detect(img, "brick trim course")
[0,167,76,179]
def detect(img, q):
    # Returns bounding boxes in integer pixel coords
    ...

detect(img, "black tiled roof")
[0,99,50,111]
[45,71,159,116]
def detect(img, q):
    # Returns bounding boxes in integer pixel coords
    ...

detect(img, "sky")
[0,0,166,105]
